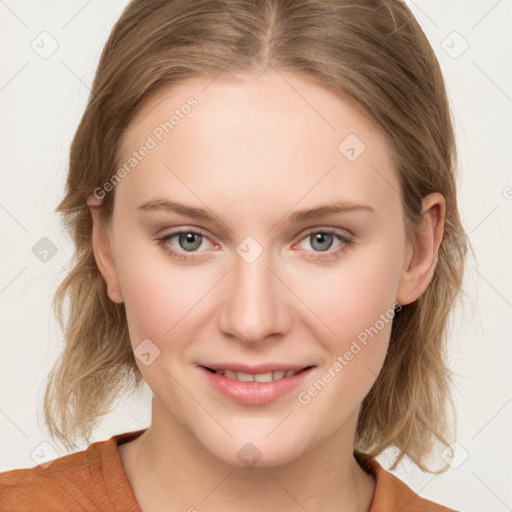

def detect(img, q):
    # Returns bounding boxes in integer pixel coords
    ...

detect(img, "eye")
[156,227,353,262]
[156,228,217,261]
[294,229,353,260]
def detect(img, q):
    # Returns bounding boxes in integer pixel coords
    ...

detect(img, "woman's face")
[91,69,431,467]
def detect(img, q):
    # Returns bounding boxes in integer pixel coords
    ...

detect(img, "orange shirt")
[0,429,457,511]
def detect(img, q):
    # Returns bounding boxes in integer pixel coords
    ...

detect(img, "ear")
[396,192,445,306]
[87,195,124,304]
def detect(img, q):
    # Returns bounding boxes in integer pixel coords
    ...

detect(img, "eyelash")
[156,227,354,262]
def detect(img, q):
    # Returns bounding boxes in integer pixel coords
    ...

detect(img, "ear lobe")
[87,195,124,304]
[396,192,445,306]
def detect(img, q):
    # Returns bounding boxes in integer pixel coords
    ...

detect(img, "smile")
[205,368,305,382]
[199,365,316,405]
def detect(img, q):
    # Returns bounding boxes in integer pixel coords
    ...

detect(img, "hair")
[43,0,468,471]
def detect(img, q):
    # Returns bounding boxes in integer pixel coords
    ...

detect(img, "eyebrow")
[136,198,375,224]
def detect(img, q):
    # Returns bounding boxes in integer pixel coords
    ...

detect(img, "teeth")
[215,369,301,382]
[237,371,254,382]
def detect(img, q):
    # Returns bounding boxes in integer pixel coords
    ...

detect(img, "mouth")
[200,365,315,383]
[199,364,316,405]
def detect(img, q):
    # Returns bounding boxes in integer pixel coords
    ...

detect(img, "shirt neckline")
[99,428,147,511]
[100,429,387,512]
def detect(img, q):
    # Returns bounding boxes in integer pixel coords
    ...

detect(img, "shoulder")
[0,431,142,512]
[356,452,461,512]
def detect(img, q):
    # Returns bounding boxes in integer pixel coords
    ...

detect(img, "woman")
[0,0,467,510]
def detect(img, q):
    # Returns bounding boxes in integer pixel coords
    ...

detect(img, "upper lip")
[200,363,314,374]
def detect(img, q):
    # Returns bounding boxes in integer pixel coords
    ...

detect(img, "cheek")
[294,238,403,401]
[295,271,398,417]
[114,241,211,347]
[302,240,403,341]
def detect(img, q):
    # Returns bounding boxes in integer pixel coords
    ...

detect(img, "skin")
[87,68,445,512]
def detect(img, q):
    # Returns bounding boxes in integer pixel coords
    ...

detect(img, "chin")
[203,435,304,468]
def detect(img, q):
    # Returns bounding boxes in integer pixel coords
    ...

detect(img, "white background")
[1,1,511,510]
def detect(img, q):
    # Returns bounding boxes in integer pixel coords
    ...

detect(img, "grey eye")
[309,232,335,252]
[177,232,203,251]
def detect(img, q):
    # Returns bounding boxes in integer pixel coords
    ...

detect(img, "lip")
[200,362,310,374]
[198,364,315,406]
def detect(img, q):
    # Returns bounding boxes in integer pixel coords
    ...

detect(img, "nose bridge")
[218,238,289,343]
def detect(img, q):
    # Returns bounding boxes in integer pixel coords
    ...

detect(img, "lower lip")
[199,366,315,406]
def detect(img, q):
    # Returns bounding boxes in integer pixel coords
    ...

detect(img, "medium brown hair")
[44,0,468,471]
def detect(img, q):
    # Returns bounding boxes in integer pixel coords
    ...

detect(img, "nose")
[217,246,291,345]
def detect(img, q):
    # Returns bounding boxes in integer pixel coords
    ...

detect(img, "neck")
[119,398,375,512]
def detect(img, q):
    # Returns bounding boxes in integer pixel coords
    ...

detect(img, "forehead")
[123,70,384,150]
[116,70,400,213]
